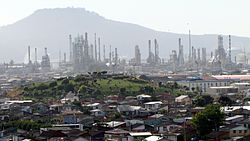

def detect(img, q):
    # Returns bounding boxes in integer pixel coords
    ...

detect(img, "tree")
[36,83,49,91]
[191,104,225,138]
[218,96,234,106]
[61,78,69,85]
[49,81,57,87]
[120,88,126,94]
[78,85,87,94]
[64,83,75,92]
[193,95,214,107]
[144,85,154,94]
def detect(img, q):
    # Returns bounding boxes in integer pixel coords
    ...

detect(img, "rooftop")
[144,101,162,105]
[129,132,152,136]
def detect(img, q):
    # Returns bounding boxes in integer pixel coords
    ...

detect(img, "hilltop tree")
[193,95,214,107]
[49,81,57,87]
[218,96,234,106]
[144,85,154,94]
[191,104,225,138]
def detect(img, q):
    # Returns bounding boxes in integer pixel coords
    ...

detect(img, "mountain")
[0,8,250,63]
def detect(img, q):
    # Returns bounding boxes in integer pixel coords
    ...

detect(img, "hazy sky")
[0,0,250,37]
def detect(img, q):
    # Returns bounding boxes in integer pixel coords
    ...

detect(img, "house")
[117,105,142,117]
[105,128,129,141]
[0,115,9,121]
[73,137,89,141]
[145,119,165,133]
[61,92,79,103]
[82,130,105,141]
[144,136,163,141]
[231,82,250,90]
[62,111,83,124]
[137,94,152,101]
[227,118,250,138]
[206,86,238,96]
[148,114,170,123]
[157,93,175,105]
[177,77,231,93]
[163,133,182,141]
[49,104,63,114]
[229,125,250,137]
[225,115,244,124]
[78,116,94,127]
[0,103,11,110]
[104,121,126,128]
[175,95,192,105]
[86,102,102,110]
[144,101,162,110]
[222,106,250,114]
[40,130,68,140]
[128,132,152,141]
[90,109,105,117]
[219,117,250,139]
[31,102,49,114]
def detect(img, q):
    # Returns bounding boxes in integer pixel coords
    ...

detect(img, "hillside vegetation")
[19,74,185,102]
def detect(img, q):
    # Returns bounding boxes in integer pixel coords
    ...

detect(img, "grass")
[15,75,183,101]
[96,79,143,92]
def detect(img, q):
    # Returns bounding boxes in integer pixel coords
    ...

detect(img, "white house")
[86,103,101,110]
[144,101,162,110]
[61,92,79,103]
[175,95,192,105]
[137,94,151,101]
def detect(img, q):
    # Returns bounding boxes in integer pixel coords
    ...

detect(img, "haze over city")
[1,0,250,36]
[1,1,250,141]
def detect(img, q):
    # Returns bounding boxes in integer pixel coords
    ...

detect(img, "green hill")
[20,74,183,102]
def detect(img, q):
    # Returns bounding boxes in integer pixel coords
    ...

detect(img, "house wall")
[177,80,231,93]
[229,129,250,137]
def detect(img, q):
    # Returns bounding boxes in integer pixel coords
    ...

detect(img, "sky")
[0,0,250,37]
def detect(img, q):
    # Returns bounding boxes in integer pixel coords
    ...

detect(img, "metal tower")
[229,35,232,63]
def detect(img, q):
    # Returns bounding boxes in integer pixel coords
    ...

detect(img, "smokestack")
[35,48,37,63]
[94,33,97,62]
[109,45,112,64]
[64,53,66,63]
[154,39,158,63]
[229,35,232,63]
[69,35,72,62]
[115,48,118,64]
[85,32,88,41]
[90,44,94,60]
[28,46,31,64]
[178,38,181,47]
[59,50,61,64]
[103,45,106,61]
[98,37,101,62]
[197,48,201,61]
[148,40,151,57]
[192,46,194,61]
[45,48,48,55]
[84,32,89,57]
[189,30,192,62]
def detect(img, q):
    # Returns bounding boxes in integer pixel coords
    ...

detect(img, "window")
[233,130,236,133]
[239,130,242,133]
[244,130,247,133]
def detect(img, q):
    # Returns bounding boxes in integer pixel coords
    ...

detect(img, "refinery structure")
[1,32,250,76]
